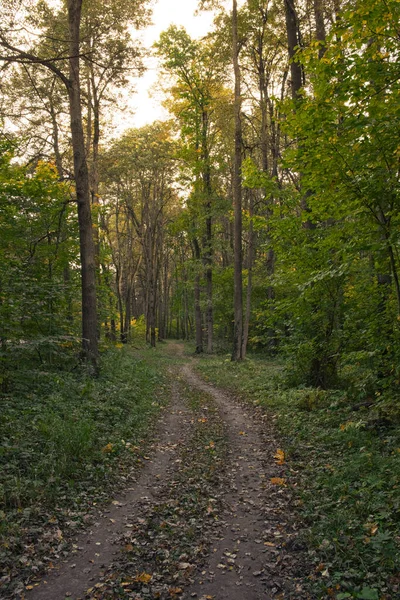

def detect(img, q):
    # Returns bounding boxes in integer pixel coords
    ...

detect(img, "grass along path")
[0,345,172,599]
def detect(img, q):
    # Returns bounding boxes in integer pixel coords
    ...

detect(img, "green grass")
[193,353,400,600]
[0,343,171,594]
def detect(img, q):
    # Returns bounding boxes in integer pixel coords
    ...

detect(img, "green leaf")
[357,588,379,600]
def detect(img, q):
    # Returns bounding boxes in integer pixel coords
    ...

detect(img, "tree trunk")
[67,0,98,364]
[242,193,254,358]
[283,0,303,100]
[232,0,244,361]
[202,109,213,354]
[193,238,203,353]
[313,0,326,58]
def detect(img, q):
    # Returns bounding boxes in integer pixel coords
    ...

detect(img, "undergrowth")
[0,344,170,595]
[194,353,400,600]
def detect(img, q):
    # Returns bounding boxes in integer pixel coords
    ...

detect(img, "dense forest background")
[1,1,400,597]
[2,0,400,396]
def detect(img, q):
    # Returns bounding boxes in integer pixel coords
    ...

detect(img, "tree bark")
[202,108,214,354]
[232,0,244,361]
[283,0,303,100]
[313,0,326,58]
[242,193,254,358]
[193,238,203,354]
[67,0,98,364]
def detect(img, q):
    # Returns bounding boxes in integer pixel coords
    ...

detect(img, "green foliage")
[242,0,400,395]
[0,140,80,367]
[195,353,400,599]
[0,344,169,585]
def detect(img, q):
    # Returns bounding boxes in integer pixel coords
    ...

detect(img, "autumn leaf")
[135,572,152,583]
[169,587,183,596]
[270,477,286,486]
[102,442,114,453]
[274,448,285,465]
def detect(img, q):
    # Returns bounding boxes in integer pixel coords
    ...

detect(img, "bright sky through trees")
[129,0,216,127]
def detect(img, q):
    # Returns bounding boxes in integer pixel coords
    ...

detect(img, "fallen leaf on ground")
[274,449,285,465]
[270,477,286,486]
[135,572,152,583]
[102,442,113,453]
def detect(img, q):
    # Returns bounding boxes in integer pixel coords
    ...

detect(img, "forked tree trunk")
[67,0,98,364]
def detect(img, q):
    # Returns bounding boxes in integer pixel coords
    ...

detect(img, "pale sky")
[127,0,217,128]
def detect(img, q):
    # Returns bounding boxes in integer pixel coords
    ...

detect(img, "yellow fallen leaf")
[239,431,246,435]
[135,572,152,583]
[264,541,275,547]
[198,417,208,423]
[26,585,34,590]
[169,587,183,596]
[274,449,285,465]
[270,477,286,486]
[102,442,113,453]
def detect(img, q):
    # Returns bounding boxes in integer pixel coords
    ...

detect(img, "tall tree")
[231,0,244,360]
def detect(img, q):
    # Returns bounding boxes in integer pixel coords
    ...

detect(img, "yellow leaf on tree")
[270,477,286,486]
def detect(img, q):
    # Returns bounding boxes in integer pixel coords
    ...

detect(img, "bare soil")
[20,343,310,600]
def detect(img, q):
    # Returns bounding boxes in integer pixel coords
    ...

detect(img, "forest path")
[25,342,307,600]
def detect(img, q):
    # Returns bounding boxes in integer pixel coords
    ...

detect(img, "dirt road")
[24,343,309,599]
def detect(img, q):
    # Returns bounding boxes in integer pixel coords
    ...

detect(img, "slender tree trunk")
[193,238,203,353]
[242,194,254,358]
[67,0,98,364]
[232,0,244,361]
[202,109,213,353]
[284,0,303,100]
[314,0,326,58]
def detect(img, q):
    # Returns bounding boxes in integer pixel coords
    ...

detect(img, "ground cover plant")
[0,344,170,597]
[194,354,400,600]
